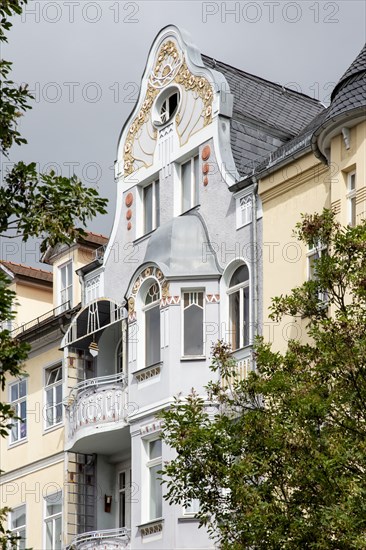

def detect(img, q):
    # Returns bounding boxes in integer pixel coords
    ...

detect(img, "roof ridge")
[201,53,324,106]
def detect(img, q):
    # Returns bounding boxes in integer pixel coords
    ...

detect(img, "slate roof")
[0,261,53,284]
[233,42,366,179]
[324,43,366,124]
[202,55,325,176]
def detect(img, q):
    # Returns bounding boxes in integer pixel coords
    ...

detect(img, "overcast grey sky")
[2,0,365,268]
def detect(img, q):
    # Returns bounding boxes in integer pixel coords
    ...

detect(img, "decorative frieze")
[140,419,163,435]
[134,364,161,383]
[206,294,220,303]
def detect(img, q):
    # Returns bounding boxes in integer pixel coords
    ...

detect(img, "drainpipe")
[251,176,259,364]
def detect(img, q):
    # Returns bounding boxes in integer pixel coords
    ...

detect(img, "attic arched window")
[228,264,250,350]
[143,282,161,367]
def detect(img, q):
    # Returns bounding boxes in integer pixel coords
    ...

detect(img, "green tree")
[161,210,366,549]
[0,1,108,545]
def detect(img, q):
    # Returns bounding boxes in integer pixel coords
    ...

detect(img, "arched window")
[143,282,161,367]
[228,265,250,350]
[116,339,123,373]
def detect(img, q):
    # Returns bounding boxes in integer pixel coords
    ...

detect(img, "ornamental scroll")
[123,39,214,177]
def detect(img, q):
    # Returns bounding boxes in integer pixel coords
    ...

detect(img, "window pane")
[350,196,356,226]
[144,184,153,233]
[349,173,356,190]
[55,517,62,550]
[45,520,53,549]
[55,403,62,424]
[182,161,191,212]
[194,156,199,206]
[155,181,160,228]
[184,304,203,355]
[229,291,240,350]
[150,463,162,519]
[11,505,25,528]
[243,286,250,346]
[230,265,249,287]
[19,380,26,397]
[61,266,66,288]
[119,490,126,527]
[11,384,18,401]
[149,439,162,460]
[145,306,161,366]
[56,384,62,405]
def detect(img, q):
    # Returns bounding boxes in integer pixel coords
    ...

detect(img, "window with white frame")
[9,379,27,444]
[84,275,100,304]
[59,261,72,311]
[146,438,162,521]
[44,492,62,550]
[181,156,199,213]
[183,498,200,517]
[236,192,253,229]
[44,365,62,429]
[143,180,160,234]
[307,242,327,304]
[143,282,161,367]
[9,504,26,549]
[157,90,179,125]
[347,171,356,227]
[182,291,204,357]
[228,265,250,351]
[118,470,127,527]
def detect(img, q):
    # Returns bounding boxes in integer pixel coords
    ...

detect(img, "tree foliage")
[0,0,108,545]
[161,210,366,549]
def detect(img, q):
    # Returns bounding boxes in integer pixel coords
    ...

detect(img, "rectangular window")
[236,192,253,229]
[147,439,162,521]
[84,275,101,304]
[183,499,200,517]
[9,379,27,444]
[59,261,72,311]
[347,171,356,227]
[44,492,62,550]
[181,156,199,213]
[182,291,204,357]
[45,365,63,429]
[119,471,126,527]
[307,242,327,304]
[144,180,160,234]
[10,504,26,550]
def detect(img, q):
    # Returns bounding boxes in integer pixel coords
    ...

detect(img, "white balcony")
[65,373,129,453]
[69,528,130,550]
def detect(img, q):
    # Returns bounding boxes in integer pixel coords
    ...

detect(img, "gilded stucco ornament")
[128,297,135,314]
[123,39,214,177]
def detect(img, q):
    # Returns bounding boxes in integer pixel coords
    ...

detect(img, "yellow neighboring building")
[257,44,366,350]
[0,233,107,550]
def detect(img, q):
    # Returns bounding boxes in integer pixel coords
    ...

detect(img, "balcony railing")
[10,301,71,337]
[69,528,130,550]
[65,373,128,448]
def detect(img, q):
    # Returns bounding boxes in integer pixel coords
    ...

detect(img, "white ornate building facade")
[1,25,364,550]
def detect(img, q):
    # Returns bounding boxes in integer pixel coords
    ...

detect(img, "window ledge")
[178,516,200,523]
[134,363,162,383]
[180,356,206,362]
[8,438,27,449]
[43,422,63,435]
[138,518,164,537]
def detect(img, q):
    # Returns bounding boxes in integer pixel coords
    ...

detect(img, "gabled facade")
[60,26,324,549]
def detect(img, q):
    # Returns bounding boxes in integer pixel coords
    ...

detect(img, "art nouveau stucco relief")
[123,39,214,177]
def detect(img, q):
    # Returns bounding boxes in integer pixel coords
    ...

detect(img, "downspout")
[252,176,259,367]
